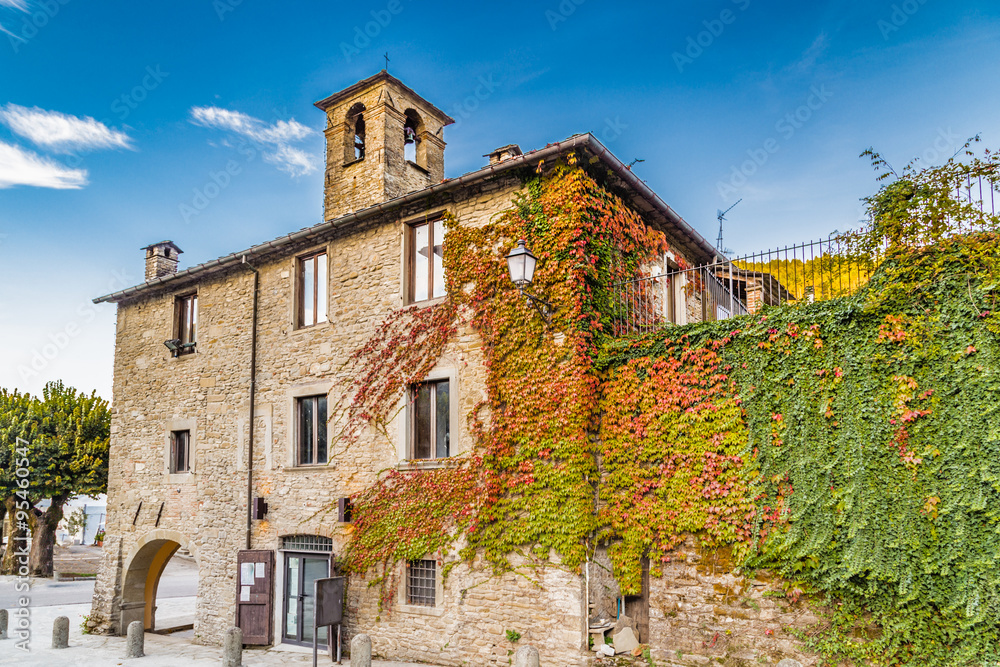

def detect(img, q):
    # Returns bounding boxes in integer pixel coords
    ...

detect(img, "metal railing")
[611,235,880,336]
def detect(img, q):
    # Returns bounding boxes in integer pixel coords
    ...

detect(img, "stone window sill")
[404,295,448,309]
[406,160,429,174]
[282,463,336,472]
[291,321,333,336]
[342,156,365,168]
[397,603,444,617]
[397,458,460,472]
[167,472,196,484]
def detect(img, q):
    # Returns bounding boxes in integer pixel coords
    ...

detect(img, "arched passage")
[119,529,197,634]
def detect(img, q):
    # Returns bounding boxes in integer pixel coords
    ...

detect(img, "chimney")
[485,144,522,165]
[142,241,183,281]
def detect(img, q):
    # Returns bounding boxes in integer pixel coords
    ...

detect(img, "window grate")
[407,559,436,606]
[281,535,333,552]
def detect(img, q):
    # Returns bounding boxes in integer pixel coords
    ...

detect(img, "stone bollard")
[52,616,69,649]
[0,608,8,640]
[513,644,540,667]
[350,633,372,667]
[222,627,243,667]
[126,620,145,658]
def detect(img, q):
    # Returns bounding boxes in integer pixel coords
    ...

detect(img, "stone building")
[89,72,816,665]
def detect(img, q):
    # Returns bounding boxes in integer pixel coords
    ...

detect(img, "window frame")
[405,559,437,607]
[296,250,329,329]
[173,292,198,355]
[295,394,328,467]
[405,217,446,305]
[408,378,450,461]
[170,430,191,474]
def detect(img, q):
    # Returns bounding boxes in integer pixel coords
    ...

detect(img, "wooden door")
[236,549,274,645]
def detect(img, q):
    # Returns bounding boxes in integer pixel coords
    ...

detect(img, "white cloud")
[0,140,88,189]
[264,144,315,177]
[0,104,132,152]
[0,0,29,11]
[189,105,317,176]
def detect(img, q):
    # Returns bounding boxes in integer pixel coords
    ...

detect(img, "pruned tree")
[25,381,110,577]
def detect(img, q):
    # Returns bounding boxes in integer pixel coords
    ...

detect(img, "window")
[174,293,197,355]
[406,559,436,606]
[297,251,328,328]
[170,430,190,473]
[410,379,449,459]
[408,219,445,303]
[296,395,328,465]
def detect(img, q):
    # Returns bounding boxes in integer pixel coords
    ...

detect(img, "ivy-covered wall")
[339,152,1000,665]
[599,234,1000,666]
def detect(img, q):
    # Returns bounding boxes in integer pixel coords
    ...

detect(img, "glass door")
[282,552,330,646]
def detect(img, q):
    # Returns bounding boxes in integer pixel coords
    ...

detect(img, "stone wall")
[346,551,587,666]
[646,538,821,667]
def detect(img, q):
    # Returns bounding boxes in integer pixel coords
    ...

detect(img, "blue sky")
[2,0,999,399]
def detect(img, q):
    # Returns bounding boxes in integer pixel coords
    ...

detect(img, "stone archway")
[119,529,197,634]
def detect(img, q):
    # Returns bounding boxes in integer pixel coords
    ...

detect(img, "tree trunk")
[0,496,30,575]
[28,496,66,578]
[0,500,6,551]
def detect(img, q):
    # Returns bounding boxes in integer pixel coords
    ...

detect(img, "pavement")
[0,550,437,667]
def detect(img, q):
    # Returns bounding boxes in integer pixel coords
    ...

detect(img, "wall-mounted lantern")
[506,239,555,324]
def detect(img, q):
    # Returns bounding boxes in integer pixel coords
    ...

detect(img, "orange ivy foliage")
[599,336,756,593]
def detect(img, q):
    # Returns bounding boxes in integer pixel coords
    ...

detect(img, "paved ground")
[0,599,430,666]
[0,561,437,666]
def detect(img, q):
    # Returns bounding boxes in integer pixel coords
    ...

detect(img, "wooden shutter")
[236,549,274,645]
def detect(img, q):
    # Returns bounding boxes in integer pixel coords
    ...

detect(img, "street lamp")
[505,239,555,324]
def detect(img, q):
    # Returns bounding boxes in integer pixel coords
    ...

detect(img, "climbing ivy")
[599,233,1000,665]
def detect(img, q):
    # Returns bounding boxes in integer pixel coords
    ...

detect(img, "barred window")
[406,559,436,607]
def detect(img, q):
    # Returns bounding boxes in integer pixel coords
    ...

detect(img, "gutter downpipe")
[242,255,259,550]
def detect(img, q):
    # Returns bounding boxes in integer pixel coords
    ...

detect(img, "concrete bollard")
[513,645,540,667]
[350,633,372,667]
[52,616,69,649]
[0,608,8,640]
[126,620,145,658]
[223,627,243,667]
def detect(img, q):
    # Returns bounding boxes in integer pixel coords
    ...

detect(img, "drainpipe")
[242,255,259,550]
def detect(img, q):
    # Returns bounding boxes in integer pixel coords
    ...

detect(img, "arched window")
[345,103,366,162]
[403,109,423,165]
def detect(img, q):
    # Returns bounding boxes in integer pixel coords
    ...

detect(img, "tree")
[0,388,40,575]
[25,381,110,577]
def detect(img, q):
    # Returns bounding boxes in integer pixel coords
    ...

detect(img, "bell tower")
[314,71,455,220]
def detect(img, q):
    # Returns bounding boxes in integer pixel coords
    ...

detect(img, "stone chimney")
[142,241,183,281]
[485,144,522,165]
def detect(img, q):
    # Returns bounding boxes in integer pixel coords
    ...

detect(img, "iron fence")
[611,235,879,336]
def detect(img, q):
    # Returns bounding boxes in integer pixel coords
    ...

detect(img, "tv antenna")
[716,199,742,254]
